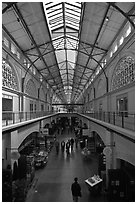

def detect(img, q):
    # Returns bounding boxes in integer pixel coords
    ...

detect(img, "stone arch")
[25,79,37,98]
[18,131,39,153]
[116,152,134,166]
[90,122,106,144]
[92,130,105,144]
[17,124,40,148]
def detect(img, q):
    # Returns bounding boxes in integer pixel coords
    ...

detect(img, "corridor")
[26,129,107,202]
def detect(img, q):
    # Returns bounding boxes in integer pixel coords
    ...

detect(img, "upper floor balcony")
[2,110,135,132]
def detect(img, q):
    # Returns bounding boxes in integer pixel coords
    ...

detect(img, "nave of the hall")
[2,2,135,202]
[26,129,107,202]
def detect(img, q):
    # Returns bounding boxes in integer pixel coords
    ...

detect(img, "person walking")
[55,140,59,154]
[70,138,74,151]
[61,140,65,152]
[71,177,82,202]
[66,140,70,155]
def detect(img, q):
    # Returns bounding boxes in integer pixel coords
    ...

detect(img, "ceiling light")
[106,16,109,21]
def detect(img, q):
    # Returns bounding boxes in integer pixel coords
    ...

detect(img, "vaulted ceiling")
[2,2,135,104]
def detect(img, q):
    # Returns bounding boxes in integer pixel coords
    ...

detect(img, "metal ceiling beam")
[68,60,94,71]
[25,46,106,67]
[66,28,108,52]
[86,4,110,67]
[65,15,80,24]
[71,2,85,102]
[12,4,52,76]
[52,24,79,33]
[65,5,81,14]
[61,71,89,81]
[14,3,65,102]
[2,25,57,99]
[51,22,63,29]
[82,3,135,93]
[74,4,110,100]
[65,2,81,9]
[62,2,69,91]
[65,10,81,19]
[71,6,106,101]
[109,2,135,29]
[2,2,16,14]
[40,59,95,72]
[3,3,63,102]
[49,16,63,24]
[45,2,62,10]
[41,3,66,102]
[24,35,107,53]
[47,8,62,16]
[52,103,84,105]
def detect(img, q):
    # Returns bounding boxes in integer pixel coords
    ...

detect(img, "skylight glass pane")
[67,50,77,62]
[46,3,62,10]
[66,11,80,20]
[65,5,81,16]
[56,50,65,63]
[49,13,62,22]
[50,20,63,28]
[51,22,63,30]
[60,69,66,75]
[44,2,82,103]
[66,21,79,29]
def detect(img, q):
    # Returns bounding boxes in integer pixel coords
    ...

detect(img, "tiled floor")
[26,130,108,202]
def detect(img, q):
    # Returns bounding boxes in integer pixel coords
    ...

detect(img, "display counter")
[85,175,102,195]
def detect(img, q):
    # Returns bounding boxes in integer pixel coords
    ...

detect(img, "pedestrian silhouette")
[71,177,82,202]
[61,140,65,152]
[70,138,74,151]
[55,140,59,154]
[66,141,70,154]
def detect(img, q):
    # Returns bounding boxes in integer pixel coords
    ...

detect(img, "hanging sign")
[42,128,49,135]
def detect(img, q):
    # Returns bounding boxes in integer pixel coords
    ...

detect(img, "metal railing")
[83,111,135,131]
[2,110,135,131]
[2,111,53,127]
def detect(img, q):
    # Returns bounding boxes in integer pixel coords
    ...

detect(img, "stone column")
[104,130,115,189]
[2,132,11,169]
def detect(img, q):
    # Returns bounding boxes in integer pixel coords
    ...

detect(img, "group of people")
[55,137,79,154]
[54,137,82,201]
[66,138,74,154]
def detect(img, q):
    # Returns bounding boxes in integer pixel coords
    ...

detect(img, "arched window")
[2,59,18,90]
[111,56,135,91]
[25,79,37,98]
[96,78,106,97]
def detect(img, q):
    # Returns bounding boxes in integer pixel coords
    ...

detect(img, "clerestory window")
[111,56,135,91]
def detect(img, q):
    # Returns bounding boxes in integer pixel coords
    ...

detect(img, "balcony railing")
[83,111,135,131]
[2,111,135,131]
[2,111,53,127]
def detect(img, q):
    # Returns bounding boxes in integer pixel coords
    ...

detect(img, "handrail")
[2,111,135,131]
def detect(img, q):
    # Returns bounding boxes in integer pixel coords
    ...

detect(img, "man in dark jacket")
[71,177,81,202]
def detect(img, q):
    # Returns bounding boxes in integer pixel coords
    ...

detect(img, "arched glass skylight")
[44,2,82,103]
